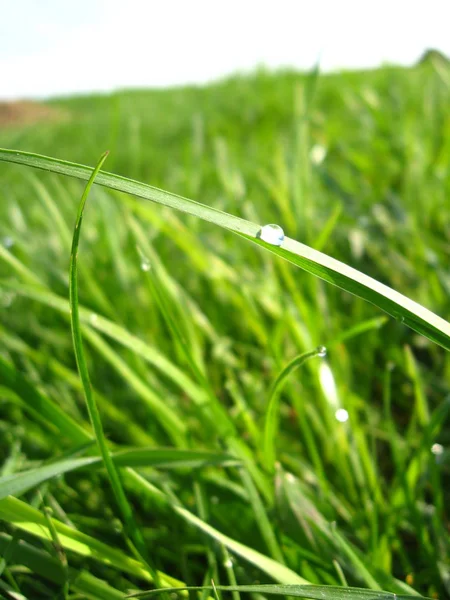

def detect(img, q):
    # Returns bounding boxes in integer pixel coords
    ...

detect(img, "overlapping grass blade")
[128,584,426,600]
[0,281,206,406]
[0,148,449,350]
[0,355,92,444]
[0,497,182,587]
[0,449,240,500]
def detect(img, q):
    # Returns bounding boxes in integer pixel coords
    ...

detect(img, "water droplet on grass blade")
[140,257,151,272]
[431,443,444,455]
[310,144,327,165]
[335,408,349,423]
[2,236,14,248]
[316,345,327,357]
[223,558,233,568]
[257,224,285,246]
[89,313,99,325]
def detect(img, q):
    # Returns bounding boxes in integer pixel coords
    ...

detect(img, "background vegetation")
[0,58,449,599]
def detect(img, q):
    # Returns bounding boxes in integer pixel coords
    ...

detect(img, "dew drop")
[140,257,151,272]
[257,224,285,246]
[316,345,327,358]
[310,144,327,165]
[431,443,444,456]
[211,495,219,505]
[335,408,349,423]
[285,472,296,484]
[2,236,14,249]
[223,558,233,569]
[89,313,99,325]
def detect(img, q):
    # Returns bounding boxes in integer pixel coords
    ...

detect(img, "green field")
[0,60,449,599]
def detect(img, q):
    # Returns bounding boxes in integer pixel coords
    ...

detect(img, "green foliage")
[0,63,449,598]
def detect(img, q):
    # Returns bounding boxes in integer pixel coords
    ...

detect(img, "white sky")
[1,0,449,100]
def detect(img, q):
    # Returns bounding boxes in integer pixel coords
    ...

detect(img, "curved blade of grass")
[0,148,449,350]
[68,151,156,578]
[127,584,426,600]
[0,450,240,501]
[263,348,323,471]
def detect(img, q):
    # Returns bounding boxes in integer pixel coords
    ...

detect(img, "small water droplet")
[211,495,219,505]
[316,345,327,358]
[335,408,349,423]
[223,558,233,569]
[89,313,99,325]
[431,443,444,456]
[285,472,296,484]
[2,236,14,249]
[310,144,327,165]
[257,224,285,246]
[140,258,151,272]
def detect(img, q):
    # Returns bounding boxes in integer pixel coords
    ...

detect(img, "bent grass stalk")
[68,151,159,584]
[263,347,325,471]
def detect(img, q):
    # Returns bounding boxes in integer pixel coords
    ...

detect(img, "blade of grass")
[125,470,308,585]
[41,495,69,599]
[0,449,240,501]
[1,148,449,350]
[0,281,207,407]
[0,497,181,588]
[0,356,92,444]
[67,150,157,580]
[263,348,324,471]
[127,584,427,600]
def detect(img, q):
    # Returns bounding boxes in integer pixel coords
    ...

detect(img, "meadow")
[0,59,449,599]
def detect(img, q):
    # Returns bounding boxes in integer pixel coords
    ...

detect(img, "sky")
[1,0,449,100]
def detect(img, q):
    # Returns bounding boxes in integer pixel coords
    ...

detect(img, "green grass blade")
[82,326,188,446]
[0,450,239,501]
[127,584,427,600]
[1,148,449,350]
[67,150,156,577]
[173,505,308,584]
[125,470,303,584]
[0,497,181,587]
[0,355,92,444]
[0,281,206,406]
[263,348,323,470]
[239,468,284,563]
[0,532,66,586]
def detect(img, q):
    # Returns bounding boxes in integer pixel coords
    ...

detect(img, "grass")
[0,60,449,599]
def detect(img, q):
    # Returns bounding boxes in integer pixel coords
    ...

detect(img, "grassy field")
[0,59,449,599]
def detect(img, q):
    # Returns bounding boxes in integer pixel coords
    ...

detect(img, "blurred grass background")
[0,57,449,598]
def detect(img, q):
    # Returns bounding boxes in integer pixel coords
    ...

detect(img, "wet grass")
[0,62,449,598]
